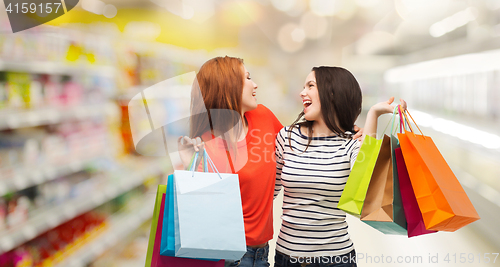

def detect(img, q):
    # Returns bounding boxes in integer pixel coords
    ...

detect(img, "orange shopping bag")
[397,108,479,231]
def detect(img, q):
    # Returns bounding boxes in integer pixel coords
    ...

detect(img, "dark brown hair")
[190,56,245,146]
[288,66,362,151]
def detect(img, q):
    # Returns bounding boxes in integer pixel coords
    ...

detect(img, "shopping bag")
[151,193,224,267]
[160,175,175,256]
[360,108,407,234]
[360,134,407,234]
[338,134,383,216]
[398,109,480,231]
[146,185,167,267]
[173,149,246,260]
[395,147,437,237]
[389,135,408,233]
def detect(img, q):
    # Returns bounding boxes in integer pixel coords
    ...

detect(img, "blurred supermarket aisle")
[1,0,500,266]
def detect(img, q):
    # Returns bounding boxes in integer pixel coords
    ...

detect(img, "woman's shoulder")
[247,104,283,132]
[247,104,274,116]
[279,125,301,139]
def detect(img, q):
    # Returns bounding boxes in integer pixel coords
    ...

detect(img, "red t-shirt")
[200,105,283,246]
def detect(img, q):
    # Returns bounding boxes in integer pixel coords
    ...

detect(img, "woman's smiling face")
[241,65,258,114]
[300,71,322,121]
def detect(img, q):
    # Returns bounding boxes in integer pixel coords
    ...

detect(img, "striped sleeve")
[346,139,361,170]
[274,127,285,199]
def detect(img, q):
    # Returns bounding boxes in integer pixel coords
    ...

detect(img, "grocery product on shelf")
[0,71,114,112]
[90,219,152,267]
[0,122,109,184]
[0,211,108,267]
[0,169,164,266]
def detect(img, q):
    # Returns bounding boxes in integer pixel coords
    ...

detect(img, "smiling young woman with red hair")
[178,56,284,267]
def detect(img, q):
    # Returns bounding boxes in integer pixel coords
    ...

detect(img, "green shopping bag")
[338,134,383,216]
[145,185,167,267]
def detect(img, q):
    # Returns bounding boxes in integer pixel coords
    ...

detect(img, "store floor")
[270,192,498,267]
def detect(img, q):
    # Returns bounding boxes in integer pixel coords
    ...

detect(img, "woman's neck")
[312,119,334,137]
[237,114,248,142]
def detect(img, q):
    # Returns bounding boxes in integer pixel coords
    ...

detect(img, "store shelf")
[0,60,116,77]
[0,103,117,130]
[0,154,108,197]
[0,158,165,254]
[54,193,156,267]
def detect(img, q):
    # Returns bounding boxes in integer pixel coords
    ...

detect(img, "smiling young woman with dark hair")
[274,66,406,267]
[288,67,363,150]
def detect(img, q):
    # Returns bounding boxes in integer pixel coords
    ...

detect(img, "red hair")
[190,56,245,145]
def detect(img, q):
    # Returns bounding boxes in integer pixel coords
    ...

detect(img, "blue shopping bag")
[160,174,176,256]
[172,149,246,261]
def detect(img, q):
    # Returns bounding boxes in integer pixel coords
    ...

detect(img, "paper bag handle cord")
[390,106,399,135]
[405,109,424,136]
[204,149,223,179]
[188,149,223,179]
[189,150,208,174]
[379,109,397,138]
[400,107,425,138]
[399,105,413,133]
[187,152,196,171]
[398,105,403,133]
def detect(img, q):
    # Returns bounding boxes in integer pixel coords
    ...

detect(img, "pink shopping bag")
[395,148,437,238]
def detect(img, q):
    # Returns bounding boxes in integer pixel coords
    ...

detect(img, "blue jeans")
[225,244,270,267]
[274,249,357,267]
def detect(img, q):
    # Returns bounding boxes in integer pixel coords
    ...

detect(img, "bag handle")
[399,105,413,133]
[188,151,207,172]
[204,149,222,179]
[188,149,223,179]
[379,106,398,139]
[390,105,400,135]
[399,106,426,139]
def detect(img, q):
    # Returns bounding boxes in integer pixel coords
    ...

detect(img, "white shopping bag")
[173,150,246,260]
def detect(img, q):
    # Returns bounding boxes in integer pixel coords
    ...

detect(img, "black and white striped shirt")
[274,125,360,257]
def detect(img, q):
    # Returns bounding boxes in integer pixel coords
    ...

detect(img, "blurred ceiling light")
[291,28,306,42]
[300,12,328,39]
[82,0,106,15]
[222,1,261,26]
[150,0,198,20]
[103,4,117,18]
[409,110,500,150]
[181,4,195,19]
[356,31,395,55]
[310,0,338,16]
[286,0,307,17]
[395,0,450,20]
[124,21,162,41]
[429,7,478,38]
[185,0,215,22]
[384,48,500,82]
[278,23,305,53]
[355,0,381,8]
[335,0,357,20]
[271,0,297,12]
[486,0,500,10]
